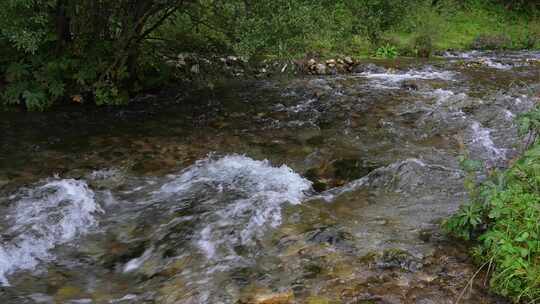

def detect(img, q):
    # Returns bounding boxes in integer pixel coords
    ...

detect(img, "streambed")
[0,51,539,303]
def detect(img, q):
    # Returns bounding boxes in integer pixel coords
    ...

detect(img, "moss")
[306,296,332,304]
[55,286,84,302]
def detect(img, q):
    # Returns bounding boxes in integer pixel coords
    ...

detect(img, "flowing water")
[0,52,539,303]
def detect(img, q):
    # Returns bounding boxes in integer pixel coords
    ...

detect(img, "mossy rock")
[333,158,375,181]
[307,296,332,304]
[55,286,84,302]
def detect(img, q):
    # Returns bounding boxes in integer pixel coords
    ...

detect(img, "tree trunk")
[55,0,71,53]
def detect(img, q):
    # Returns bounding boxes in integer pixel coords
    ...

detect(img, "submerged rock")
[378,248,423,271]
[252,291,294,304]
[401,80,419,91]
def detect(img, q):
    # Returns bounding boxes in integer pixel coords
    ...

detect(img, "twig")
[454,259,492,304]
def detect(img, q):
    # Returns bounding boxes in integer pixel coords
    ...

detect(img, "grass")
[384,3,540,54]
[158,1,540,64]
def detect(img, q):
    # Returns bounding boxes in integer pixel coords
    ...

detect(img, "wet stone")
[333,158,376,181]
[304,226,356,253]
[100,239,148,270]
[377,249,423,272]
[401,80,419,91]
[240,290,295,304]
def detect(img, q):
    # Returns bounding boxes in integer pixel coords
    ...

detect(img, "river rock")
[401,80,419,91]
[352,63,385,74]
[176,54,187,66]
[378,248,423,271]
[251,291,294,304]
[314,63,327,75]
[326,59,336,68]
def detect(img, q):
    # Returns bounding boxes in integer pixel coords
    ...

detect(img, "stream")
[0,51,539,304]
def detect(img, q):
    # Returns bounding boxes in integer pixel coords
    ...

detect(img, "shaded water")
[0,51,539,303]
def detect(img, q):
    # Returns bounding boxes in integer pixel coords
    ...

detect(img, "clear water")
[0,51,539,303]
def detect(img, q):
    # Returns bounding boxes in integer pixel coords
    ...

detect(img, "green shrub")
[445,150,540,301]
[0,0,190,110]
[444,107,540,302]
[349,0,410,44]
[375,44,398,58]
[414,34,433,57]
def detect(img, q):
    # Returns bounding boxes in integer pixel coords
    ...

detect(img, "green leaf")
[516,232,530,242]
[47,80,65,99]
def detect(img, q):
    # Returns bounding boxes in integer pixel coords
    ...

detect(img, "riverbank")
[1,0,539,110]
[445,104,540,302]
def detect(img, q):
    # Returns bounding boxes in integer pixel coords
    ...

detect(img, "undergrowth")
[444,107,540,302]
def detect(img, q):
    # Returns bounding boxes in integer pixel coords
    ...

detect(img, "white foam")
[443,51,481,58]
[287,98,317,114]
[429,89,467,106]
[431,88,455,99]
[503,109,515,120]
[110,294,138,303]
[470,122,506,160]
[123,248,153,272]
[361,69,454,83]
[0,179,102,285]
[158,155,312,260]
[481,58,512,70]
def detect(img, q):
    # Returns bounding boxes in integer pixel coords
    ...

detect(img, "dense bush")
[0,0,187,110]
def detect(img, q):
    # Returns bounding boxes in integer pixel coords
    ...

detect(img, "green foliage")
[234,2,326,57]
[444,142,540,301]
[375,44,398,58]
[0,0,54,54]
[384,0,539,53]
[0,0,187,110]
[444,201,485,240]
[518,106,540,136]
[413,34,433,57]
[0,0,539,110]
[349,0,409,44]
